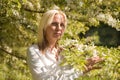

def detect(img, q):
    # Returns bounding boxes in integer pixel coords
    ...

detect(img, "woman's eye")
[51,22,58,26]
[60,23,65,28]
[51,22,65,28]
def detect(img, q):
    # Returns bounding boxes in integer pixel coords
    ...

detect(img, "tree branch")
[23,7,45,13]
[18,0,45,13]
[0,47,26,63]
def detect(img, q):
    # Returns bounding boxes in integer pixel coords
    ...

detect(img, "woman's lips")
[54,32,62,36]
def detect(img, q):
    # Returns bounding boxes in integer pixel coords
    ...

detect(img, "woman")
[27,9,103,80]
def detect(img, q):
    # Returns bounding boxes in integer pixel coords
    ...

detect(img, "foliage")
[0,0,120,80]
[59,39,120,80]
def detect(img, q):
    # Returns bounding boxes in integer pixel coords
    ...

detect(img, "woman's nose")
[57,24,62,30]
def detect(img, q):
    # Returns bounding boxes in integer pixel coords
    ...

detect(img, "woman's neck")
[48,44,56,51]
[48,40,57,50]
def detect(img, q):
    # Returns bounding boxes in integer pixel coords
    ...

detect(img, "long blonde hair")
[37,10,67,52]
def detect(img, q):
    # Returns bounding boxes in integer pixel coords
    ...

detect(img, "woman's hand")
[83,56,104,74]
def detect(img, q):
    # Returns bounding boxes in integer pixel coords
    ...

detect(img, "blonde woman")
[27,10,103,80]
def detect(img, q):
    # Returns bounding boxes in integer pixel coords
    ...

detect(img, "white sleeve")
[27,46,45,80]
[27,45,83,80]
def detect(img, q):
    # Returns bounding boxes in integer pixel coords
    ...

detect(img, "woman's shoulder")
[28,44,38,50]
[27,44,41,55]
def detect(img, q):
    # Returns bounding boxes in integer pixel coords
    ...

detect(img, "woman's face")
[45,14,66,43]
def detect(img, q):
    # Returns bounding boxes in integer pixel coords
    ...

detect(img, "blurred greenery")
[0,0,120,80]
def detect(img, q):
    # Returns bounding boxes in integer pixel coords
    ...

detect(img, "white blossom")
[97,13,105,21]
[105,14,117,27]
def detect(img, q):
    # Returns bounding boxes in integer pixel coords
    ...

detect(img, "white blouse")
[27,44,83,80]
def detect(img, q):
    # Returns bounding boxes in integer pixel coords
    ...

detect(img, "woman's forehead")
[52,14,65,23]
